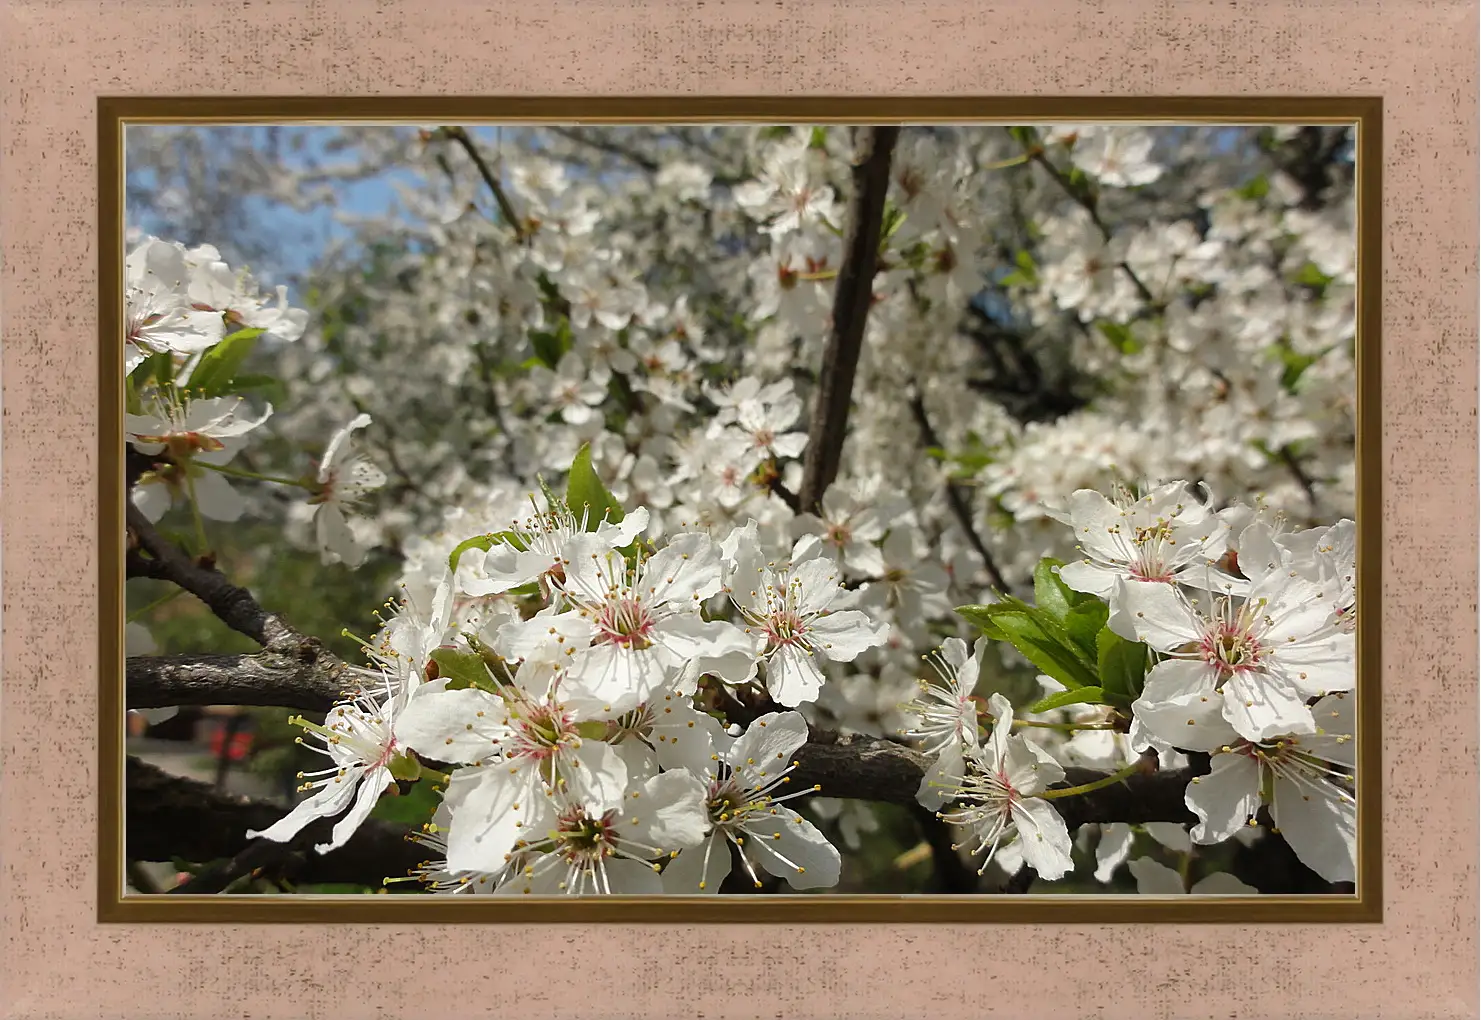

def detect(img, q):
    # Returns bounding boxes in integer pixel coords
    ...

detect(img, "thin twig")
[445,127,527,242]
[1277,444,1320,521]
[1025,144,1159,306]
[768,477,802,514]
[906,389,1011,593]
[126,503,319,657]
[797,126,901,513]
[547,126,661,172]
[545,126,749,187]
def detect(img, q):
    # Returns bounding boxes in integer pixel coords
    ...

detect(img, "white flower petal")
[393,688,508,762]
[1009,798,1075,881]
[1186,753,1261,844]
[1094,822,1134,883]
[1273,772,1356,884]
[315,767,393,854]
[1127,856,1186,894]
[661,833,732,894]
[1221,672,1316,742]
[751,808,841,890]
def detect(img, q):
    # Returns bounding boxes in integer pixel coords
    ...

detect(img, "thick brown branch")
[797,126,901,513]
[125,503,346,675]
[127,652,353,714]
[791,732,1197,828]
[127,757,425,893]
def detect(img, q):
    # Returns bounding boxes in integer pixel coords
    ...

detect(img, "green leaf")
[1033,559,1076,624]
[1293,261,1334,290]
[1063,600,1111,659]
[993,613,1100,691]
[132,350,176,388]
[1096,320,1143,355]
[448,535,495,574]
[368,778,443,827]
[1031,558,1108,660]
[447,530,526,573]
[957,604,1010,641]
[429,647,498,693]
[809,126,829,149]
[1237,174,1270,201]
[186,327,266,397]
[537,474,563,514]
[529,318,573,369]
[1028,686,1108,714]
[998,270,1034,288]
[1097,627,1150,706]
[1269,340,1324,390]
[955,600,1099,691]
[1008,126,1040,149]
[225,372,288,405]
[880,202,908,247]
[1015,249,1037,273]
[565,443,624,530]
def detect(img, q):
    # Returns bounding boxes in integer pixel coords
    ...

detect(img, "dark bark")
[127,757,425,893]
[790,731,1198,827]
[797,125,901,513]
[125,502,352,688]
[127,651,353,714]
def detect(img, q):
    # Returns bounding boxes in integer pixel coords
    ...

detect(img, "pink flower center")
[595,597,655,650]
[553,806,620,861]
[1200,623,1262,679]
[763,609,808,651]
[513,705,577,761]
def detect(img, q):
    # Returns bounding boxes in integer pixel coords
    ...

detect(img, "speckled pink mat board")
[2,2,1475,1019]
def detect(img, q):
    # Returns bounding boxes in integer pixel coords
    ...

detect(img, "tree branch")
[790,732,1197,828]
[127,652,353,713]
[1025,144,1159,307]
[130,650,1194,828]
[444,127,528,242]
[125,503,348,679]
[905,389,1011,593]
[797,125,901,513]
[127,757,425,893]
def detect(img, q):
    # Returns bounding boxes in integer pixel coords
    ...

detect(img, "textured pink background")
[2,0,1477,1017]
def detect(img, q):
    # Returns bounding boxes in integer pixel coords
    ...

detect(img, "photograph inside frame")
[119,118,1360,899]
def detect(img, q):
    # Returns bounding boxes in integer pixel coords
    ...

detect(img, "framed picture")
[103,98,1379,921]
[4,2,1475,1017]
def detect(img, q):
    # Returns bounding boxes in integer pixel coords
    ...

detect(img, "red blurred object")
[206,718,255,761]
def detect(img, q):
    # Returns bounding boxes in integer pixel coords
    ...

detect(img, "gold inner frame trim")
[98,95,1382,924]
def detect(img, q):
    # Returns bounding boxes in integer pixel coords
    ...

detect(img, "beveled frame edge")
[96,95,1383,924]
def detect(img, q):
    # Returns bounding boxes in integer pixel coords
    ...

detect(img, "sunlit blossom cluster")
[124,121,1359,895]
